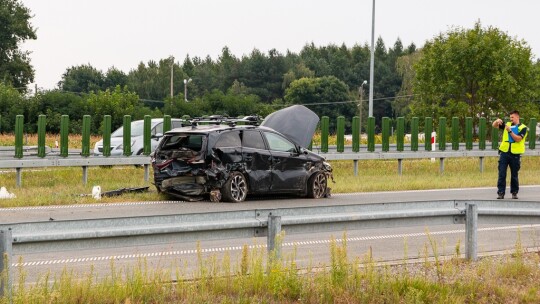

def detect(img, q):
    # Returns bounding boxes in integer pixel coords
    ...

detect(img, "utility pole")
[184,78,192,102]
[358,80,367,134]
[368,0,376,118]
[170,56,174,103]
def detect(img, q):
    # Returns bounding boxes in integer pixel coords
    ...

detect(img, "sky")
[19,0,540,91]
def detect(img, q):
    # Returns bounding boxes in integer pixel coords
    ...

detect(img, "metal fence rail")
[2,199,540,297]
[0,156,151,187]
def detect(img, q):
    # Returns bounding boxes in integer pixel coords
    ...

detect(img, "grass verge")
[2,236,540,303]
[1,157,540,207]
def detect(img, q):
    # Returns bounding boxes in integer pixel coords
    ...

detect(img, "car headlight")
[323,161,332,172]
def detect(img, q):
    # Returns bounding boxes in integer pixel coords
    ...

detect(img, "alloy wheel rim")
[313,174,327,198]
[231,175,247,201]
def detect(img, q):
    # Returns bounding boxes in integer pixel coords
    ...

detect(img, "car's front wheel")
[222,172,248,203]
[307,172,327,198]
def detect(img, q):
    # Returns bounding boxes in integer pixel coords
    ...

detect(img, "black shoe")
[512,193,518,199]
[497,193,504,199]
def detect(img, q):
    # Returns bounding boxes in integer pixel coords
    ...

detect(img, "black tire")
[222,172,248,203]
[307,172,327,199]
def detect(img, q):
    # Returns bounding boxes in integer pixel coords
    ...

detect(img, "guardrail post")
[123,115,132,156]
[321,116,329,153]
[336,116,345,153]
[38,114,46,158]
[14,115,23,159]
[479,157,484,173]
[425,117,432,151]
[60,115,69,157]
[81,115,91,157]
[397,117,404,152]
[466,203,478,261]
[529,118,537,149]
[352,116,359,153]
[439,158,445,174]
[382,117,390,152]
[465,117,473,150]
[452,117,459,151]
[367,117,375,152]
[438,117,446,151]
[478,117,486,150]
[411,117,419,151]
[81,166,88,185]
[103,115,111,157]
[397,159,403,175]
[15,168,22,188]
[267,215,282,259]
[163,115,172,134]
[143,115,151,155]
[1,229,13,299]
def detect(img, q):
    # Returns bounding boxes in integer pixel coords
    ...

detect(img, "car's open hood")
[261,105,319,148]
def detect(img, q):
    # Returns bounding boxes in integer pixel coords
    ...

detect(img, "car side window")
[152,123,163,135]
[172,121,184,129]
[263,132,296,153]
[242,130,266,150]
[215,131,241,148]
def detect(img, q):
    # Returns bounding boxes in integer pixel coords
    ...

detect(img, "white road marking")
[332,185,540,197]
[0,200,185,211]
[13,224,540,267]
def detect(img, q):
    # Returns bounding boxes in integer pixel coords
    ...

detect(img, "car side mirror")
[152,133,163,140]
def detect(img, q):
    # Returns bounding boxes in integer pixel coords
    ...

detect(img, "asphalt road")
[2,186,540,285]
[1,185,540,223]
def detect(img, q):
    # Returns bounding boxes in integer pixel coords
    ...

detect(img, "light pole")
[183,78,192,102]
[368,0,376,118]
[170,56,174,101]
[358,80,367,134]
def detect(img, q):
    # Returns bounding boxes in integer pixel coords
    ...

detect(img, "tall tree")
[58,64,104,93]
[285,76,353,130]
[411,22,539,122]
[0,0,36,90]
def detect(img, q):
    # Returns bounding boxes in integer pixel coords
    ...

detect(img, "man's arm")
[506,126,527,143]
[492,118,503,129]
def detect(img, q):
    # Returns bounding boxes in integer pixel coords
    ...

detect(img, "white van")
[93,118,185,156]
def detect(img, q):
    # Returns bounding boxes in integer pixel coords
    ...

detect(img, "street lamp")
[183,78,192,102]
[170,56,174,101]
[368,0,376,118]
[358,80,368,133]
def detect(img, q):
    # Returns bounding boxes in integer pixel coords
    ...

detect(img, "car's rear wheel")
[222,172,248,203]
[307,172,327,198]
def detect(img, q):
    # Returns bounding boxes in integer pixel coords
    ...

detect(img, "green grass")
[2,236,540,303]
[1,157,539,207]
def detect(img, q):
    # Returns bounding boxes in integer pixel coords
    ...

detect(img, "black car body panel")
[152,107,332,202]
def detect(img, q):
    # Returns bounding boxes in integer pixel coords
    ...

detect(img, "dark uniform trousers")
[497,151,521,194]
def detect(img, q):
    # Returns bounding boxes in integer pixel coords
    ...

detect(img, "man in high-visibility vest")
[492,110,528,199]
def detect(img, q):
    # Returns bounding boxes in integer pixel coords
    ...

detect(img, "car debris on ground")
[0,186,16,199]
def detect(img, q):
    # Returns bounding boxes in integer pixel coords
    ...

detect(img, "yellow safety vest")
[499,122,527,154]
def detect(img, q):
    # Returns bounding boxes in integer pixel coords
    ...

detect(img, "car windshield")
[111,121,147,137]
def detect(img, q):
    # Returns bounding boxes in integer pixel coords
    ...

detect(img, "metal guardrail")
[0,156,151,187]
[2,146,540,186]
[2,199,540,297]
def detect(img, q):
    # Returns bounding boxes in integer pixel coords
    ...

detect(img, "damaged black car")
[151,105,333,202]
